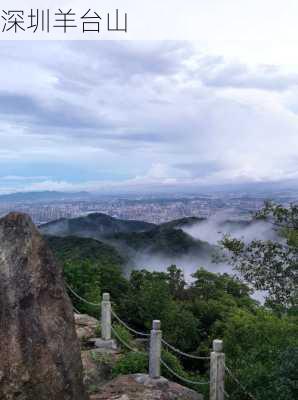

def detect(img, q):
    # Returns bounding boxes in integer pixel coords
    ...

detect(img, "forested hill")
[40,213,155,238]
[46,235,125,266]
[40,214,215,262]
[110,226,213,257]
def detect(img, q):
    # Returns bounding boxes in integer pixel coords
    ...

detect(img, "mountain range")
[40,213,215,270]
[0,191,91,203]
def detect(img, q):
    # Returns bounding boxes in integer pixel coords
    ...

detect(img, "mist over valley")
[40,210,277,301]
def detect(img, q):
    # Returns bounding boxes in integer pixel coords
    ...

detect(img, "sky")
[0,39,298,194]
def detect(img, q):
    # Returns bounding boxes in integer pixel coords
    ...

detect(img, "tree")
[223,309,298,400]
[166,264,186,299]
[64,259,129,315]
[222,202,298,311]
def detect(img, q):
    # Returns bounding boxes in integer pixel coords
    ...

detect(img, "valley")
[40,211,275,281]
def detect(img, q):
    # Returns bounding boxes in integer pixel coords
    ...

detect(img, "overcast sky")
[0,40,298,194]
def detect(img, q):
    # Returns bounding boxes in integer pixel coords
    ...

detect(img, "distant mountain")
[46,235,125,266]
[0,191,91,203]
[40,213,215,263]
[40,213,156,239]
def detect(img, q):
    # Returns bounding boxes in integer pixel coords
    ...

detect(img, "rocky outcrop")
[75,313,99,341]
[81,348,121,393]
[73,312,120,392]
[0,213,88,400]
[90,374,203,400]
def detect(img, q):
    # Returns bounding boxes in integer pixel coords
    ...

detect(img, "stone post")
[210,339,225,400]
[149,320,162,379]
[101,292,111,341]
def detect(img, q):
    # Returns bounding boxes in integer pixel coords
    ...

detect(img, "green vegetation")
[47,235,128,315]
[111,226,213,257]
[41,212,155,239]
[222,202,297,311]
[111,323,135,352]
[223,309,298,400]
[112,352,148,376]
[46,235,125,264]
[48,203,297,400]
[112,348,209,397]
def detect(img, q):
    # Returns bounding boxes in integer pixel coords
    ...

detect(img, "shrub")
[112,351,148,376]
[112,323,134,352]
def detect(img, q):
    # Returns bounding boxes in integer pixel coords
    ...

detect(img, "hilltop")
[40,213,155,238]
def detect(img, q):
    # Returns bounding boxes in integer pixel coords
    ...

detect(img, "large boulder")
[0,213,88,400]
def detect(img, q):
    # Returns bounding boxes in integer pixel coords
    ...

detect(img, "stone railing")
[99,292,224,400]
[67,285,257,400]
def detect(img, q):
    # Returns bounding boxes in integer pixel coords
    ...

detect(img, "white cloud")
[0,41,297,193]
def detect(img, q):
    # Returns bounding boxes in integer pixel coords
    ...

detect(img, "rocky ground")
[90,375,203,400]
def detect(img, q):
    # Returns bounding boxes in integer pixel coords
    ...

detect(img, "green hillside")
[110,226,214,257]
[42,214,215,260]
[46,235,125,266]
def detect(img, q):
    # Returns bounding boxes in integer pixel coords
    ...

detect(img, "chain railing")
[111,308,150,337]
[225,366,257,400]
[162,338,210,360]
[160,359,209,386]
[66,282,101,307]
[66,286,259,400]
[111,325,140,353]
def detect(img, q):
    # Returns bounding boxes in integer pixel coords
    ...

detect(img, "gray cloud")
[0,41,297,193]
[0,92,113,131]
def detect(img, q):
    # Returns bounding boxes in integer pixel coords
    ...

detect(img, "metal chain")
[111,325,141,353]
[160,359,209,386]
[65,283,101,307]
[162,339,210,360]
[111,308,150,337]
[73,305,81,314]
[225,366,257,400]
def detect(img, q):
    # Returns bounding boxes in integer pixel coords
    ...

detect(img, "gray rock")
[94,338,118,350]
[0,213,88,400]
[74,313,99,341]
[90,374,204,400]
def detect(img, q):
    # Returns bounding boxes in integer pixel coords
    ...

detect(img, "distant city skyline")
[1,39,298,194]
[0,187,296,226]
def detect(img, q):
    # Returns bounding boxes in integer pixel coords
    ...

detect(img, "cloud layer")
[0,41,297,193]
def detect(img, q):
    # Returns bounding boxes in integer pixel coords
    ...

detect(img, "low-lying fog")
[182,212,277,244]
[132,212,276,303]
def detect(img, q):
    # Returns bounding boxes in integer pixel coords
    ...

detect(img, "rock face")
[90,374,204,400]
[0,213,88,400]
